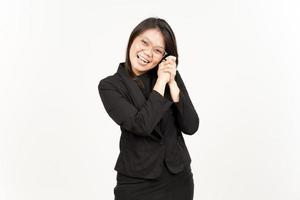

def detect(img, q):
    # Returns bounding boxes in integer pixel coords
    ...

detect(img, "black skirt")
[114,161,194,200]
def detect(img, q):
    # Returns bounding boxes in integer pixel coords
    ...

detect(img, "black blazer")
[98,62,199,179]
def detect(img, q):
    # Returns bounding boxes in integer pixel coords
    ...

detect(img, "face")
[129,29,166,76]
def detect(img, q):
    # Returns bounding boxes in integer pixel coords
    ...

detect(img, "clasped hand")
[157,56,177,84]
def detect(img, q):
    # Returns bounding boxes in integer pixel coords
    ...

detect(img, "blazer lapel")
[116,63,164,139]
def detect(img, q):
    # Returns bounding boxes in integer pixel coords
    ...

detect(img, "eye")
[141,39,148,46]
[154,49,163,55]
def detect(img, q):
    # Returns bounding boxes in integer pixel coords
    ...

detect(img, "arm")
[98,78,172,137]
[169,71,200,135]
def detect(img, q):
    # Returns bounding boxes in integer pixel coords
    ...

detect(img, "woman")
[98,17,199,200]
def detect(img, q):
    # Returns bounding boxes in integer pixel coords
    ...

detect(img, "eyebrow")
[143,36,165,49]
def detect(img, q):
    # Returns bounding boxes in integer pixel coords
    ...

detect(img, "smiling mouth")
[137,54,150,64]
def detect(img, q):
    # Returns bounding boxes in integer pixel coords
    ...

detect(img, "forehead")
[138,29,165,48]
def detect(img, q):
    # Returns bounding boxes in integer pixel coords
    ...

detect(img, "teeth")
[138,54,149,63]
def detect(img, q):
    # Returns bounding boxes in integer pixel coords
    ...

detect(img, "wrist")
[157,77,168,85]
[168,79,177,86]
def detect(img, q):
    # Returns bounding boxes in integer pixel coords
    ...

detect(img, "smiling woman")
[129,29,167,75]
[98,17,199,200]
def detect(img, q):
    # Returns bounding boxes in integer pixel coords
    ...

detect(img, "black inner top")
[132,72,153,99]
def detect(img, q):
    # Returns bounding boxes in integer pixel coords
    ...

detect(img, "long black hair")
[125,17,179,77]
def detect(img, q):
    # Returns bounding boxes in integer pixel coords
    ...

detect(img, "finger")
[167,64,175,70]
[163,60,176,69]
[161,69,172,74]
[161,61,171,67]
[161,64,172,70]
[165,56,177,62]
[165,55,176,60]
[162,69,176,75]
[161,58,171,65]
[161,68,170,72]
[162,65,173,71]
[160,60,171,67]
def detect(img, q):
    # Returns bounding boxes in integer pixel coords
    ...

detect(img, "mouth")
[137,54,150,64]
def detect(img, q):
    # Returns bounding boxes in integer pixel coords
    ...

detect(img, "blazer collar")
[117,62,147,108]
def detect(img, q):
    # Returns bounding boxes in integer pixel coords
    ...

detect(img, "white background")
[0,0,299,199]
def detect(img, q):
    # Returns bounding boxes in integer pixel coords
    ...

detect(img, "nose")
[142,48,153,58]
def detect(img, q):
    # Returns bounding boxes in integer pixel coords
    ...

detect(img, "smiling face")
[129,29,165,76]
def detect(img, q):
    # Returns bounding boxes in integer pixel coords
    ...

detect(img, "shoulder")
[98,62,128,88]
[98,73,121,90]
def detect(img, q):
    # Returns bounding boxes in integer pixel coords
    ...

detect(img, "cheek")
[129,45,139,58]
[152,58,161,65]
[130,42,140,53]
[129,48,137,60]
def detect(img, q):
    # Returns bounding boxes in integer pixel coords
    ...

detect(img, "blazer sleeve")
[173,71,200,135]
[98,78,173,137]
